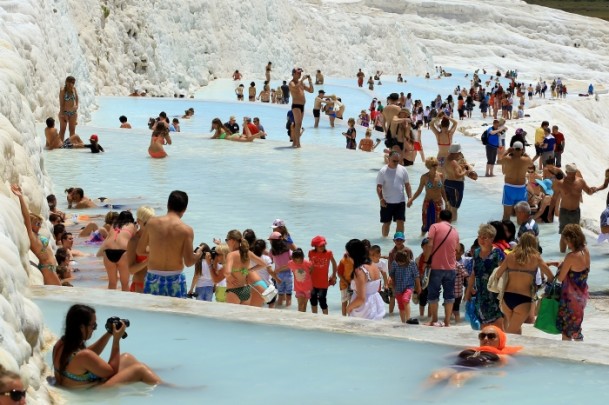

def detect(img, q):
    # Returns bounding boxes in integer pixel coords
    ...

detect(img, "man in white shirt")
[376,151,412,237]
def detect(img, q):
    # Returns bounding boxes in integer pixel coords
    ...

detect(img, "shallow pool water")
[37,299,609,404]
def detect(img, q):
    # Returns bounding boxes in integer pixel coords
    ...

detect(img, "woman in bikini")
[53,304,160,389]
[429,111,458,165]
[125,206,155,293]
[494,233,554,334]
[99,211,136,291]
[58,76,78,142]
[209,118,254,142]
[10,185,61,285]
[148,122,171,158]
[223,230,269,305]
[407,157,448,234]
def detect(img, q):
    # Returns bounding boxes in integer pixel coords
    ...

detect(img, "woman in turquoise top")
[407,157,448,233]
[58,76,79,142]
[52,304,161,388]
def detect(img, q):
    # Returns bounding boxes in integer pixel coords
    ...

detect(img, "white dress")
[349,266,386,320]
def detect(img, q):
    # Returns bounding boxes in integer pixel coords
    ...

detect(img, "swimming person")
[137,191,202,297]
[11,185,61,286]
[52,304,161,388]
[427,325,521,387]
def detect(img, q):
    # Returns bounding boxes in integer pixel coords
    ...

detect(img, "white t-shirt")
[376,165,410,204]
[375,258,388,274]
[195,261,214,288]
[251,255,273,284]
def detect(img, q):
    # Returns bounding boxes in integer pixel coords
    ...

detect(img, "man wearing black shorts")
[376,151,412,237]
[313,90,325,128]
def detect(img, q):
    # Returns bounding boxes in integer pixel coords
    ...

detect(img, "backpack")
[481,127,490,145]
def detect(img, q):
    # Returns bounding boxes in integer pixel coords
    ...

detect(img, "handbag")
[421,226,453,289]
[534,280,561,335]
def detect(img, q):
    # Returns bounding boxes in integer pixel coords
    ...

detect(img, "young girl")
[343,118,357,150]
[188,243,214,301]
[252,239,280,308]
[411,121,425,162]
[269,232,292,307]
[389,250,421,323]
[288,248,314,312]
[308,235,337,315]
[209,244,230,303]
[358,110,370,128]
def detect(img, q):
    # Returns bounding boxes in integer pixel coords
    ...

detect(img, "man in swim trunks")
[443,144,476,221]
[555,163,595,252]
[497,141,533,220]
[289,68,314,148]
[313,90,326,128]
[137,190,202,298]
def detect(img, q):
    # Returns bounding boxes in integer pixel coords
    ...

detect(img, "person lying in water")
[210,118,254,142]
[427,325,521,387]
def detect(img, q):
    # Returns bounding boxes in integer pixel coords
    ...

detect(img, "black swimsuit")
[105,249,126,263]
[503,268,537,310]
[291,104,304,113]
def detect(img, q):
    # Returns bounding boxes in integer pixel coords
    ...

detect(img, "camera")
[210,247,217,260]
[105,316,130,339]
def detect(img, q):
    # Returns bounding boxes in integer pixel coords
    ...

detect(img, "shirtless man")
[257,88,271,103]
[313,90,326,128]
[45,117,63,150]
[315,69,324,85]
[391,109,412,155]
[443,144,477,221]
[357,69,365,87]
[497,142,533,220]
[382,93,401,147]
[68,188,97,209]
[289,68,314,148]
[137,190,202,297]
[555,163,595,252]
[265,62,272,82]
[11,185,61,285]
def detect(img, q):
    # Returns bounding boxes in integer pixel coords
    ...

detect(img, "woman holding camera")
[53,304,161,388]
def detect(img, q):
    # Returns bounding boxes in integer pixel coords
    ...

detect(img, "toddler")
[389,250,421,323]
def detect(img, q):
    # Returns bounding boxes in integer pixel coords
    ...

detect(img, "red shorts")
[414,142,422,151]
[395,288,413,310]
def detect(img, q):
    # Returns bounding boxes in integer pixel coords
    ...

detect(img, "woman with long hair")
[495,233,554,334]
[223,230,269,305]
[148,122,172,158]
[345,239,385,320]
[52,304,160,388]
[58,76,78,141]
[98,211,136,291]
[407,157,448,233]
[126,206,156,293]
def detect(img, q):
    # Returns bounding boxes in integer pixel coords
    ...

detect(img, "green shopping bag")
[534,282,561,335]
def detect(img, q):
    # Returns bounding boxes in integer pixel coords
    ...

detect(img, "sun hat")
[311,235,327,247]
[535,179,554,196]
[268,231,283,240]
[393,232,405,241]
[271,219,285,228]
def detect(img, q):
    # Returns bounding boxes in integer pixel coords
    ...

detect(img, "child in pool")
[86,135,104,153]
[308,235,338,315]
[288,248,314,312]
[343,118,357,150]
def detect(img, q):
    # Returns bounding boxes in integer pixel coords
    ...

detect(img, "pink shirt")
[428,221,459,270]
[288,259,313,293]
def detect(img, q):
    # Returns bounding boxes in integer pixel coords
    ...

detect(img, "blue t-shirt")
[487,128,500,148]
[389,261,419,293]
[542,135,556,152]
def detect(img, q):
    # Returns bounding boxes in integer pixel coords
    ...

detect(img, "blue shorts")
[502,183,527,207]
[195,286,214,301]
[427,269,456,304]
[144,272,187,298]
[277,270,293,295]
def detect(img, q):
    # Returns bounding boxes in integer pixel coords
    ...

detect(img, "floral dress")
[557,269,589,340]
[472,247,505,325]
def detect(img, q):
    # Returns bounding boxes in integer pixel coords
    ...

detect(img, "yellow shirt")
[535,127,545,145]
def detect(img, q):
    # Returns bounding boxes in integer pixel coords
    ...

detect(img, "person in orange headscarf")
[427,325,522,387]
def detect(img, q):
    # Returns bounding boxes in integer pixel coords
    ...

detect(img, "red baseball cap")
[90,134,98,141]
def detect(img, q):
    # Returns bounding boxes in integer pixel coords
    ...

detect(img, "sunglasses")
[2,390,27,401]
[478,332,497,340]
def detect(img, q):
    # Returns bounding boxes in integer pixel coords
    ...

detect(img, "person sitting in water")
[85,134,104,153]
[210,118,254,142]
[119,115,132,129]
[66,187,97,209]
[427,325,521,387]
[47,194,66,222]
[148,122,171,158]
[52,304,161,389]
[45,117,85,149]
[170,118,180,132]
[181,108,194,119]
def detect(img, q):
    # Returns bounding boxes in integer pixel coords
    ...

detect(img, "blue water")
[37,299,609,404]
